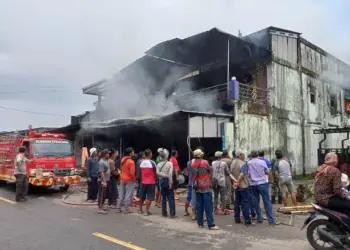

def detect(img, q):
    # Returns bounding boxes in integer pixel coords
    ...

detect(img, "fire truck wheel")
[59,185,70,192]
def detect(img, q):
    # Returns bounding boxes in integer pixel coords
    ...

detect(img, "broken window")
[308,84,316,104]
[345,99,350,114]
[330,94,338,114]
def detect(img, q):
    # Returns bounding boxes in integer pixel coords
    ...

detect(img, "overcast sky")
[0,0,349,131]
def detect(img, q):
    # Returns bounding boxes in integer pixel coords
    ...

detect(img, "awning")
[81,110,233,131]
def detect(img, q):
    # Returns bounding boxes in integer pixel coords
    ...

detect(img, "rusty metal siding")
[271,63,301,121]
[305,125,324,172]
[237,114,270,154]
[301,41,343,77]
[302,73,323,123]
[271,33,298,65]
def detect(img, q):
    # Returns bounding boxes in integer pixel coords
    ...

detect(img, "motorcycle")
[302,203,350,249]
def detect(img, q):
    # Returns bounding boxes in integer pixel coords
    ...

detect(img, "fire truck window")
[31,140,73,157]
[22,141,30,152]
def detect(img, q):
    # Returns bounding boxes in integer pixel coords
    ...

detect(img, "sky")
[0,0,349,131]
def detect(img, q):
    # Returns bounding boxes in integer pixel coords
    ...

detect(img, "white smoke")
[79,59,225,132]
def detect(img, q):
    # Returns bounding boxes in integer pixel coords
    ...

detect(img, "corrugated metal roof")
[0,127,57,135]
[82,110,233,129]
[145,27,271,68]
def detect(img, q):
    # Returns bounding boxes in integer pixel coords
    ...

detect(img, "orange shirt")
[120,156,136,182]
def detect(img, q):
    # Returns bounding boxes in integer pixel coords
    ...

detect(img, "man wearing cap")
[231,149,254,225]
[86,148,99,202]
[212,151,226,214]
[155,148,163,207]
[156,148,163,164]
[192,148,219,230]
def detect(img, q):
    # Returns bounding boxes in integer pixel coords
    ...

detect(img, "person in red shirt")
[139,149,157,215]
[170,150,180,199]
[192,148,219,230]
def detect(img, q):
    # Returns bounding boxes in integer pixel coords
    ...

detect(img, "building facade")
[241,27,350,175]
[81,26,350,175]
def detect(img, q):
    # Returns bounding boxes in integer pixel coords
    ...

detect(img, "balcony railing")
[172,82,270,116]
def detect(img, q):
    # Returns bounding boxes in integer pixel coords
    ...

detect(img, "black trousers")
[327,196,350,226]
[328,196,350,211]
[15,174,28,201]
[161,187,176,217]
[87,177,98,201]
[108,178,118,206]
[98,182,108,209]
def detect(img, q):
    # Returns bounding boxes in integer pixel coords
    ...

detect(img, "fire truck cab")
[0,126,80,191]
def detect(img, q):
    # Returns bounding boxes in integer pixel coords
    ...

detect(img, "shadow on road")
[0,182,62,197]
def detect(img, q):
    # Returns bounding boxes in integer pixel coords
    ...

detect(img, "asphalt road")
[0,184,313,250]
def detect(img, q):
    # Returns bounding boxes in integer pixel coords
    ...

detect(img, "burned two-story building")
[68,26,350,174]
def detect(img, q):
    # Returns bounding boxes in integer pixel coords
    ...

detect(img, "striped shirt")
[192,159,212,193]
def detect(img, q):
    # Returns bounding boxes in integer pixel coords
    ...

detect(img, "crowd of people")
[85,145,300,229]
[12,138,350,225]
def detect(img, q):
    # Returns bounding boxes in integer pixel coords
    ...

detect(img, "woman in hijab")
[314,152,350,211]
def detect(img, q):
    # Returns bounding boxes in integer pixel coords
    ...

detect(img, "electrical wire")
[0,105,69,117]
[0,89,81,94]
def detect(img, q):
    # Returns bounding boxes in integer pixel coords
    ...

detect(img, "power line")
[0,105,69,117]
[0,89,81,94]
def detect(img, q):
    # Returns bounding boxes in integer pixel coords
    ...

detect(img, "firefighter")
[14,146,31,202]
[271,150,283,204]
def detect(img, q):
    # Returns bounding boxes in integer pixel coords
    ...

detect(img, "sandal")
[144,211,152,216]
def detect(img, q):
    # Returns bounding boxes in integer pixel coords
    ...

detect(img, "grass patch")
[301,173,314,180]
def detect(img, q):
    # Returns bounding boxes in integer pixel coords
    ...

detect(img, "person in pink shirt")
[170,150,180,199]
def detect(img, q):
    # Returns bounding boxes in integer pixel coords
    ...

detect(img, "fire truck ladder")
[0,135,19,144]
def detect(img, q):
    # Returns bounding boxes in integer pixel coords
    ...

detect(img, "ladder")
[0,134,21,145]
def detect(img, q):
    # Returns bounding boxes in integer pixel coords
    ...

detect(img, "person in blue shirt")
[86,148,100,202]
[258,150,272,169]
[184,159,195,219]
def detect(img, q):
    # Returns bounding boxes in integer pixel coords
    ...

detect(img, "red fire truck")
[0,126,80,191]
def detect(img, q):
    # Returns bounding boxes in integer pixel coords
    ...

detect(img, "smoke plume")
[80,58,225,132]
